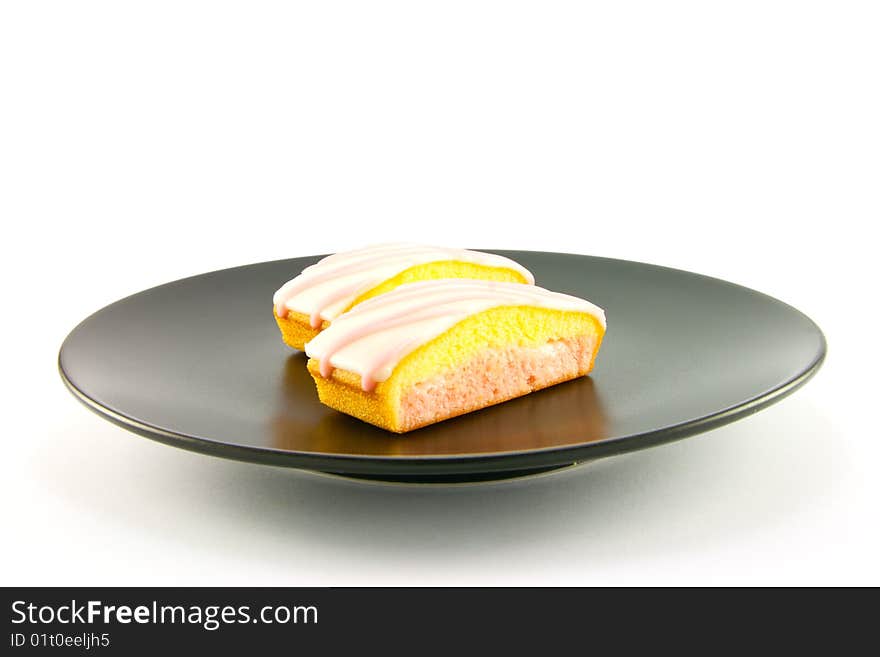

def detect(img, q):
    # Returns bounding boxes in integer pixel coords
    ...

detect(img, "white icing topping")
[272,243,535,327]
[305,279,606,391]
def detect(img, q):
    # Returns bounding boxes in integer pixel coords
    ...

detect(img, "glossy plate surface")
[59,252,825,481]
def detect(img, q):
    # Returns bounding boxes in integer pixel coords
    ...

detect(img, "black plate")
[59,251,825,483]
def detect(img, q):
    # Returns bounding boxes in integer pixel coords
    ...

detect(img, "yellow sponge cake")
[273,244,534,350]
[304,279,606,433]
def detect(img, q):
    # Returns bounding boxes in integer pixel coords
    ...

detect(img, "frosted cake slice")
[304,279,606,433]
[273,244,534,350]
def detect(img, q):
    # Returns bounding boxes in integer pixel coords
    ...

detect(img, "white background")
[1,2,877,585]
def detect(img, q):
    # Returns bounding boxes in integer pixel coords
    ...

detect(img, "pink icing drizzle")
[272,244,535,322]
[305,279,606,391]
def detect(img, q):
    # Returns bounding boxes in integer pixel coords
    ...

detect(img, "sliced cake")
[273,244,534,350]
[304,279,606,432]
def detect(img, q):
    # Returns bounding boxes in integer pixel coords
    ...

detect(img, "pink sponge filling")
[399,335,598,432]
